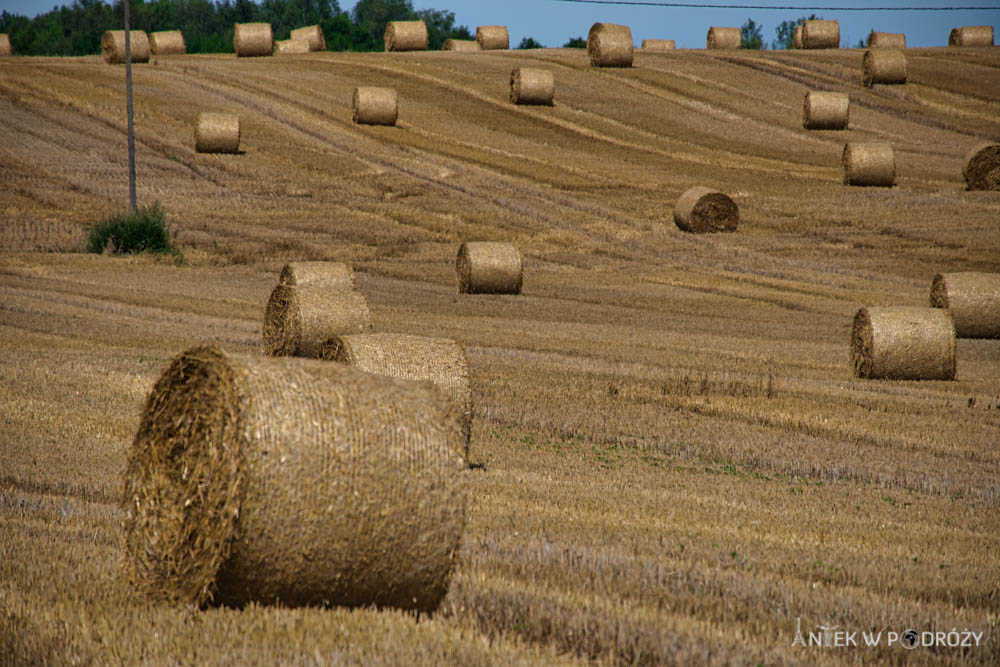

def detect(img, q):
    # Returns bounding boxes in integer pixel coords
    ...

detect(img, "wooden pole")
[124,0,137,213]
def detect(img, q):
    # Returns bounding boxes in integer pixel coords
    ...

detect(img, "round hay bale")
[867,31,906,49]
[587,22,634,67]
[862,49,907,87]
[149,30,185,55]
[195,112,240,154]
[930,272,1000,338]
[274,39,310,55]
[801,19,839,49]
[234,22,273,57]
[279,261,355,289]
[962,142,1000,191]
[0,34,11,57]
[123,346,467,610]
[443,39,480,52]
[842,142,895,187]
[673,186,739,233]
[949,26,995,47]
[851,307,955,380]
[456,242,523,295]
[101,30,151,64]
[792,25,803,49]
[290,25,326,52]
[802,91,849,130]
[641,39,676,51]
[384,20,428,52]
[476,25,509,50]
[510,67,554,106]
[352,87,398,126]
[706,27,741,50]
[262,284,373,357]
[323,333,472,458]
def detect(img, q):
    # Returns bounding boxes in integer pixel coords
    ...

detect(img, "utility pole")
[124,0,137,213]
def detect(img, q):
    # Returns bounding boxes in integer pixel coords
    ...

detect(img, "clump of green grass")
[87,203,179,258]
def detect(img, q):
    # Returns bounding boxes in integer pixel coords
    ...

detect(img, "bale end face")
[842,142,895,187]
[456,242,523,294]
[792,25,803,49]
[0,34,11,57]
[587,23,634,67]
[673,186,739,233]
[510,68,555,106]
[353,87,398,126]
[851,307,955,380]
[962,143,1000,191]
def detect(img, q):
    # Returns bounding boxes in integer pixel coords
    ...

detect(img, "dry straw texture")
[101,30,150,64]
[0,33,11,56]
[949,25,995,47]
[443,39,480,52]
[149,30,185,55]
[279,261,354,289]
[862,49,907,87]
[706,27,741,49]
[476,25,509,50]
[867,31,906,49]
[234,22,273,57]
[290,25,325,51]
[587,23,634,67]
[802,91,849,130]
[352,87,398,126]
[322,333,473,458]
[673,186,739,233]
[274,39,310,55]
[930,272,1000,338]
[792,25,803,49]
[262,284,373,357]
[962,142,1000,191]
[195,112,240,154]
[384,20,428,52]
[510,67,555,106]
[456,242,523,294]
[801,19,839,49]
[842,142,895,187]
[123,346,468,610]
[641,39,676,50]
[851,307,956,380]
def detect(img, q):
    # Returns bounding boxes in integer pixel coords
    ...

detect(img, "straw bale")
[384,20,428,52]
[792,25,803,49]
[641,39,676,51]
[195,112,240,154]
[706,27,741,49]
[443,39,481,52]
[862,49,907,87]
[962,142,1000,191]
[867,31,906,49]
[353,87,398,126]
[149,30,185,55]
[802,91,849,130]
[274,39,310,55]
[101,30,151,64]
[291,25,325,51]
[123,346,467,610]
[842,142,895,187]
[323,333,472,457]
[263,284,373,357]
[510,67,554,106]
[234,22,273,57]
[587,22,634,67]
[851,307,955,380]
[279,261,354,289]
[801,19,839,49]
[456,242,523,294]
[0,34,10,57]
[930,272,1000,338]
[949,26,994,47]
[673,186,739,233]
[476,25,509,50]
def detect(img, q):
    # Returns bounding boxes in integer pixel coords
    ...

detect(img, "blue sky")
[2,0,998,49]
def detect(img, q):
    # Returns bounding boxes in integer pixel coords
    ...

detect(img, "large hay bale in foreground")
[101,30,151,64]
[149,30,185,55]
[195,113,240,154]
[802,91,849,130]
[456,242,523,294]
[673,186,739,233]
[641,39,675,51]
[801,19,839,49]
[323,333,472,457]
[949,26,994,47]
[385,20,428,52]
[588,23,633,67]
[279,261,354,289]
[443,39,480,52]
[706,27,740,49]
[867,31,906,49]
[263,284,373,357]
[123,346,467,610]
[0,34,11,57]
[792,25,803,49]
[843,142,895,187]
[476,25,509,50]
[851,307,955,380]
[274,39,310,55]
[353,87,398,126]
[862,49,907,87]
[930,272,1000,338]
[291,25,326,51]
[962,142,1000,191]
[510,67,554,106]
[234,22,272,57]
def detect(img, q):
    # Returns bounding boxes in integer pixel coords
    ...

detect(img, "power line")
[550,0,1000,10]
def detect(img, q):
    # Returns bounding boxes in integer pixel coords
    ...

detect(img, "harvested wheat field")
[2,44,1000,664]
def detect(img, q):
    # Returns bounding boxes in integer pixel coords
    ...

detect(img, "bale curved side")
[588,23,633,67]
[279,261,355,288]
[195,113,240,154]
[949,26,994,47]
[802,91,849,130]
[862,49,907,87]
[673,186,739,233]
[149,30,186,55]
[930,272,1000,338]
[234,23,273,57]
[385,21,428,52]
[263,284,373,357]
[706,27,741,49]
[274,39,310,55]
[641,39,675,51]
[353,87,398,126]
[851,307,955,380]
[842,143,895,187]
[801,20,839,49]
[290,25,326,51]
[510,68,555,105]
[962,142,1000,191]
[867,31,906,49]
[101,30,151,64]
[456,242,523,294]
[443,39,481,52]
[476,25,509,50]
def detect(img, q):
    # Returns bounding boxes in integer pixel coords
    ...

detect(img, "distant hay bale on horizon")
[706,27,740,49]
[930,272,1000,338]
[385,20,428,52]
[274,39,310,55]
[149,30,185,55]
[0,34,11,56]
[802,91,849,130]
[962,142,1000,190]
[123,346,468,610]
[673,186,739,233]
[263,284,373,357]
[101,30,150,64]
[851,307,956,380]
[867,31,906,49]
[476,25,509,50]
[792,25,803,49]
[588,22,634,67]
[279,261,354,289]
[291,25,326,51]
[456,242,523,295]
[353,87,398,126]
[862,49,907,87]
[443,39,480,52]
[234,22,272,57]
[949,25,994,47]
[801,20,839,49]
[843,142,895,187]
[510,67,554,105]
[195,112,240,154]
[641,39,676,51]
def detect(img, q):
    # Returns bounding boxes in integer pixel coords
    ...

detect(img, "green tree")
[771,14,818,50]
[518,36,543,49]
[416,7,471,50]
[741,18,764,50]
[562,36,585,48]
